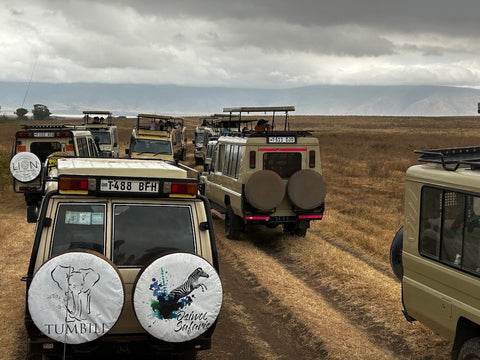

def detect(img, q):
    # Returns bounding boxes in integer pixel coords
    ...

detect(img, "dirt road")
[197,213,451,360]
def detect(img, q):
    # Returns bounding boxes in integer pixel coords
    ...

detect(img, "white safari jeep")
[390,146,480,360]
[10,125,100,210]
[83,110,120,158]
[200,106,326,239]
[23,158,222,359]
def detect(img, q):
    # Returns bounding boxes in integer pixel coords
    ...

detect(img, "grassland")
[1,115,479,359]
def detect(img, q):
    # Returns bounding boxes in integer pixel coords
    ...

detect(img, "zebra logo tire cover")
[27,250,125,344]
[133,252,223,343]
[10,152,42,182]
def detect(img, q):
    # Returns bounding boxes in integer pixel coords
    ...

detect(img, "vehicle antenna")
[22,53,39,108]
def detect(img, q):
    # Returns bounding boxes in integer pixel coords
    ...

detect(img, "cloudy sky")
[2,0,480,89]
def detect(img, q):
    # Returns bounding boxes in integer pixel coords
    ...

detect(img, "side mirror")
[27,206,38,223]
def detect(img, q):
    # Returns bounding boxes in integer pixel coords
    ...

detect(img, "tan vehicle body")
[83,111,119,158]
[127,128,174,162]
[393,147,480,359]
[25,158,219,358]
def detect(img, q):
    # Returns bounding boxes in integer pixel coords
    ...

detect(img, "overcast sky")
[2,0,480,89]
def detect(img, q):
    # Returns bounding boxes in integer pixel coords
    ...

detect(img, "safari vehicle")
[126,114,186,163]
[200,106,326,239]
[390,146,480,359]
[10,125,100,209]
[83,110,120,158]
[22,157,222,359]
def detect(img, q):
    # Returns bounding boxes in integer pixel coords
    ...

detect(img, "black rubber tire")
[244,170,286,210]
[459,337,480,360]
[287,170,326,210]
[389,226,404,281]
[225,206,243,240]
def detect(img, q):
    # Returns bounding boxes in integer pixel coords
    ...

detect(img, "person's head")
[257,119,268,129]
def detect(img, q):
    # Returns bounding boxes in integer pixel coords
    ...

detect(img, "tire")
[225,206,243,240]
[27,250,125,345]
[287,169,326,210]
[458,337,480,360]
[133,252,222,343]
[244,170,286,210]
[389,226,404,281]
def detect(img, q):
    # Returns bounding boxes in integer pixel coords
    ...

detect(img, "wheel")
[389,226,404,281]
[458,337,480,359]
[225,206,243,240]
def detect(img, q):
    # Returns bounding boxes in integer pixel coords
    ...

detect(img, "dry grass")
[0,115,478,359]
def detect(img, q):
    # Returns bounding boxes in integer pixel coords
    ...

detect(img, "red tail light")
[59,177,95,192]
[309,150,315,168]
[167,182,198,196]
[17,132,32,138]
[249,151,256,169]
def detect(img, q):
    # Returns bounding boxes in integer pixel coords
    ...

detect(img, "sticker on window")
[66,211,103,225]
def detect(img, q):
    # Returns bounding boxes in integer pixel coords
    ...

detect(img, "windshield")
[113,204,195,266]
[133,139,172,154]
[195,133,205,144]
[91,131,112,145]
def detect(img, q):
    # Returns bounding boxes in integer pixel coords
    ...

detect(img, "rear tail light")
[66,144,74,152]
[249,151,256,169]
[57,131,71,137]
[16,145,27,152]
[59,177,96,192]
[165,181,198,197]
[309,150,315,168]
[17,132,32,138]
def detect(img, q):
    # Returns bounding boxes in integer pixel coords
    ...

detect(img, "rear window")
[30,142,63,162]
[263,152,301,178]
[50,203,106,257]
[91,131,112,144]
[113,204,195,267]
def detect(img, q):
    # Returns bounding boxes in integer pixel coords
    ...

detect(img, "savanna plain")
[1,115,478,359]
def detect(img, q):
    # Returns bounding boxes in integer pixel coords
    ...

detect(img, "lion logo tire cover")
[10,152,42,183]
[28,250,125,344]
[133,252,223,343]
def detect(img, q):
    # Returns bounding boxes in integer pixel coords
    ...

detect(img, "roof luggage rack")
[415,146,480,171]
[21,124,83,130]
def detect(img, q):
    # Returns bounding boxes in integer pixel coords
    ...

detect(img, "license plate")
[267,136,296,144]
[100,179,160,193]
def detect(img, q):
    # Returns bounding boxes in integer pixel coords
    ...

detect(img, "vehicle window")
[77,137,89,156]
[195,133,204,144]
[88,138,99,156]
[50,203,106,256]
[263,152,302,178]
[91,131,111,144]
[217,144,225,173]
[113,204,195,267]
[30,142,62,162]
[133,139,172,154]
[419,186,480,274]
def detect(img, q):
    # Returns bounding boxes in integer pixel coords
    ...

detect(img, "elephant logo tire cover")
[28,250,125,344]
[10,152,42,183]
[133,252,223,343]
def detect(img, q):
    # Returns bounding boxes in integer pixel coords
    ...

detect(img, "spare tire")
[133,252,223,343]
[10,152,42,183]
[244,170,286,210]
[287,169,326,210]
[389,226,404,281]
[28,250,125,344]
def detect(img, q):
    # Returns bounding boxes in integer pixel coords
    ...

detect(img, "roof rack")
[415,146,480,171]
[21,124,85,130]
[223,106,295,131]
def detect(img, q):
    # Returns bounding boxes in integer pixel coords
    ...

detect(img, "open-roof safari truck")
[200,106,326,239]
[22,157,222,359]
[390,147,480,359]
[83,110,120,158]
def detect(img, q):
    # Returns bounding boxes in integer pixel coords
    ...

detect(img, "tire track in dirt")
[211,217,399,360]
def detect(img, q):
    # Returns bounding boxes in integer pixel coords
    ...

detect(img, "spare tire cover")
[244,170,286,210]
[133,252,222,343]
[287,169,327,210]
[28,250,125,344]
[10,152,42,182]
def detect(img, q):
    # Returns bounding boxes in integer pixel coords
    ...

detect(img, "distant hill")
[1,82,479,116]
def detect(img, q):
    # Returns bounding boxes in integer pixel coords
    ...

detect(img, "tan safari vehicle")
[10,124,100,210]
[200,106,326,239]
[126,114,186,164]
[83,110,120,158]
[390,146,480,360]
[22,157,222,359]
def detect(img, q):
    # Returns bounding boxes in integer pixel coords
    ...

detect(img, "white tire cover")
[28,251,125,344]
[244,170,286,210]
[287,169,327,210]
[133,253,222,343]
[10,152,42,182]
